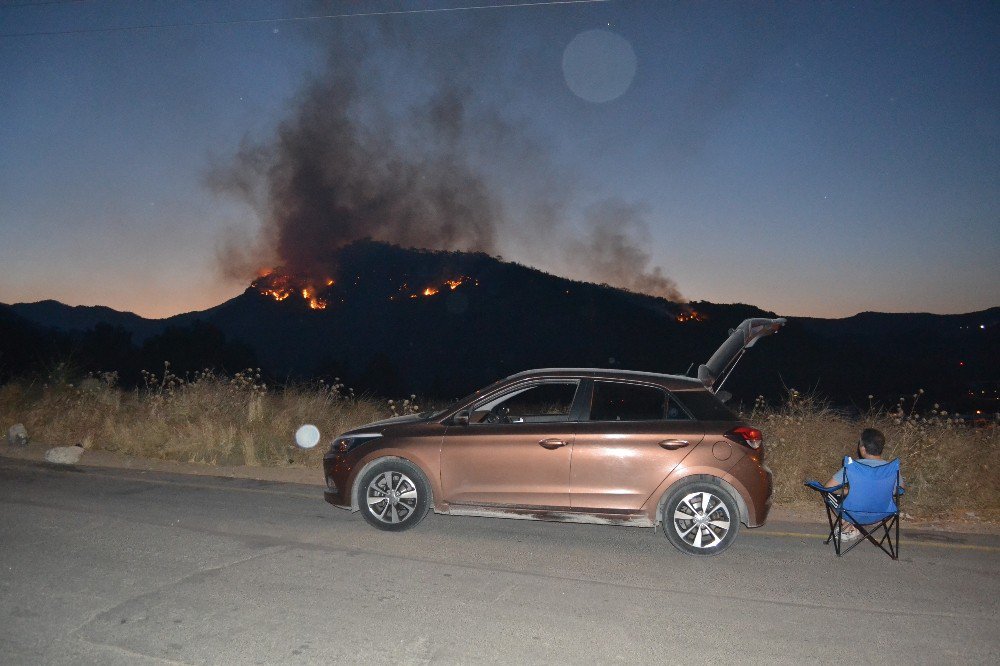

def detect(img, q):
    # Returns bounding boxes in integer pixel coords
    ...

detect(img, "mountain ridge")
[3,241,997,410]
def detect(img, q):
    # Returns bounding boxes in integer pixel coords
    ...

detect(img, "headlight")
[329,433,381,454]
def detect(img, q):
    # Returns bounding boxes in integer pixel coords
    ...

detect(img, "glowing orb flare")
[295,424,321,449]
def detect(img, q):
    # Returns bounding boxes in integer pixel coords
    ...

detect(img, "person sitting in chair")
[825,427,898,541]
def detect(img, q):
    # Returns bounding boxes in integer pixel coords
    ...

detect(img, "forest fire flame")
[676,308,706,323]
[253,270,478,308]
[409,276,477,299]
[253,270,329,310]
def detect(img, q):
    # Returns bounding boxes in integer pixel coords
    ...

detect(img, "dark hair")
[860,428,885,456]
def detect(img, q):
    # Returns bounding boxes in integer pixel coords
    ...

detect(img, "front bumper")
[322,454,354,507]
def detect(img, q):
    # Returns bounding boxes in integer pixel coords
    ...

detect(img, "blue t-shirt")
[832,458,902,486]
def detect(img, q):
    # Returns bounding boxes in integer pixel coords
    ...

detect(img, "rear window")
[589,381,689,421]
[673,390,740,421]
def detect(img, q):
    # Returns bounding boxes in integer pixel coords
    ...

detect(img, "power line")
[0,0,618,38]
[3,1,89,6]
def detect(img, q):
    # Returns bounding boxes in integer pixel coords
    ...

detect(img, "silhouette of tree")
[139,322,257,376]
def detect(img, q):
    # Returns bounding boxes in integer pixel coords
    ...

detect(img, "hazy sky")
[1,0,997,319]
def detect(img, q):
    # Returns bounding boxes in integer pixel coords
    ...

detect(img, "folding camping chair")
[804,457,903,559]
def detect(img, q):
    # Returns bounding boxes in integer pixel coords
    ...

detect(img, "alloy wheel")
[672,490,732,549]
[366,471,419,524]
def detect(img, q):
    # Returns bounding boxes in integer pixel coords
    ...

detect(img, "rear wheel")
[661,479,740,555]
[357,459,430,531]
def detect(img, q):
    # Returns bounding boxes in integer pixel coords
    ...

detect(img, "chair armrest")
[804,480,845,493]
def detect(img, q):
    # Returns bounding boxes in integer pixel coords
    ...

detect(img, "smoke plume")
[569,200,681,301]
[209,25,683,302]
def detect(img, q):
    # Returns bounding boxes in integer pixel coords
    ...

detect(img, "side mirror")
[454,410,470,426]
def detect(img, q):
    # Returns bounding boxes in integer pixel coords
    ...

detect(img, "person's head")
[858,428,885,458]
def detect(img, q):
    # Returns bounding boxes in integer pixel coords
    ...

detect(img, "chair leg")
[895,513,900,560]
[877,517,899,560]
[884,516,899,560]
[841,518,898,559]
[823,502,838,545]
[833,516,843,556]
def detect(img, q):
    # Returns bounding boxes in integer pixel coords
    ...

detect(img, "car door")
[440,380,581,508]
[571,380,704,511]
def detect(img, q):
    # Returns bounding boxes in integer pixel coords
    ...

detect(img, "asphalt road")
[1,458,997,665]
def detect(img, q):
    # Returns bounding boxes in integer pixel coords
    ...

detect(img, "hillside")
[4,241,998,410]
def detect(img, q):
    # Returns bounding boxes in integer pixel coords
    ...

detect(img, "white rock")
[8,423,28,447]
[45,445,84,465]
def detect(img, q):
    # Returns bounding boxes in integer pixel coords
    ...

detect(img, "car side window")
[664,394,690,420]
[589,382,687,421]
[472,381,579,424]
[672,390,738,421]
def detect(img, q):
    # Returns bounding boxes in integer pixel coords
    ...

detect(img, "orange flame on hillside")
[302,287,328,309]
[253,269,329,310]
[408,276,478,298]
[253,270,476,307]
[676,308,706,323]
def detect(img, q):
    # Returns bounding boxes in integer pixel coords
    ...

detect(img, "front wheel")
[357,459,430,531]
[661,479,740,555]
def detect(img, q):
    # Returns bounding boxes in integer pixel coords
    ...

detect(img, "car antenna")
[684,362,694,376]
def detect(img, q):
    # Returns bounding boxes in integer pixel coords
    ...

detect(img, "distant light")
[981,324,986,329]
[959,361,965,366]
[295,424,321,449]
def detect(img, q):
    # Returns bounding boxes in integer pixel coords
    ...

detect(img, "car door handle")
[658,439,690,450]
[538,439,568,450]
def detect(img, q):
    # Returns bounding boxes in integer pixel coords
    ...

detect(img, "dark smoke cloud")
[209,62,499,279]
[209,23,684,302]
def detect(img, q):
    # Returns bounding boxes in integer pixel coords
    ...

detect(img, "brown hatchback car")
[324,318,786,555]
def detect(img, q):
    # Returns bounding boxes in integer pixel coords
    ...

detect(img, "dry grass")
[746,390,1000,520]
[2,369,996,519]
[0,366,388,468]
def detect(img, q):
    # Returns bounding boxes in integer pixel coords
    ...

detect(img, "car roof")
[502,368,706,391]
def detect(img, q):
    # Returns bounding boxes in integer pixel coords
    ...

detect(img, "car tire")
[357,458,431,532]
[661,478,740,556]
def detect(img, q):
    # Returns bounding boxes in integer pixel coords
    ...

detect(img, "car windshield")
[432,378,510,419]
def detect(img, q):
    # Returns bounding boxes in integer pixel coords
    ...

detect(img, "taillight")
[725,426,763,450]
